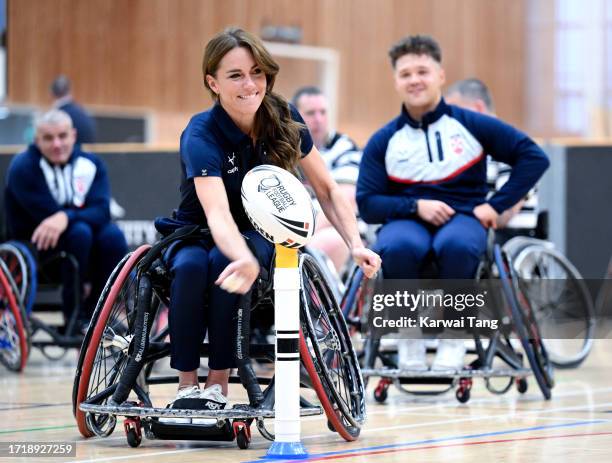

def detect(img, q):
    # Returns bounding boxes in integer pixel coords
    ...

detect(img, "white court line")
[301,399,612,440]
[64,447,204,463]
[65,385,612,460]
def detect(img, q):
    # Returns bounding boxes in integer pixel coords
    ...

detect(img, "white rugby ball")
[241,164,316,248]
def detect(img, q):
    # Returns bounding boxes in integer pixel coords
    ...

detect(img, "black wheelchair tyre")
[494,246,552,400]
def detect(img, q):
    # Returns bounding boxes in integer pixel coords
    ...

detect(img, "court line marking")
[264,431,612,462]
[63,446,224,463]
[244,420,609,463]
[1,389,611,437]
[299,400,612,441]
[0,424,75,435]
[62,421,610,463]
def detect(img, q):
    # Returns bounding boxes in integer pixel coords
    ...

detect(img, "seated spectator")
[5,109,128,328]
[293,86,362,271]
[357,35,549,371]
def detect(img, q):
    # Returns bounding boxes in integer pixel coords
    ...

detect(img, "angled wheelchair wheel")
[513,245,594,369]
[0,241,37,315]
[0,260,29,372]
[494,245,553,400]
[299,254,365,441]
[73,245,151,437]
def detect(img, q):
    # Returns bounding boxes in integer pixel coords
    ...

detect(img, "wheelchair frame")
[73,225,365,449]
[0,241,88,361]
[341,233,554,404]
[0,258,29,372]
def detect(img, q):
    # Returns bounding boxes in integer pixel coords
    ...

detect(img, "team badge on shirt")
[450,134,464,155]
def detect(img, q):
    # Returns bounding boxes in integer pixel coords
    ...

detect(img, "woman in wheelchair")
[157,28,380,414]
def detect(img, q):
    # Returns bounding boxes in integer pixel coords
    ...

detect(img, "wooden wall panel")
[7,0,527,145]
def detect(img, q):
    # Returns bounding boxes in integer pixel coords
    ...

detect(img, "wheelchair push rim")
[513,244,595,369]
[0,241,37,316]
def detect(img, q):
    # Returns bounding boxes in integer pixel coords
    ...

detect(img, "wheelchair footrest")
[361,367,532,379]
[148,419,235,441]
[79,402,323,420]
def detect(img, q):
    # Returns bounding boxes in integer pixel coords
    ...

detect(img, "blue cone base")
[264,441,309,459]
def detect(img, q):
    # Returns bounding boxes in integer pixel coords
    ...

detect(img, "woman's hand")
[215,256,260,294]
[351,247,381,279]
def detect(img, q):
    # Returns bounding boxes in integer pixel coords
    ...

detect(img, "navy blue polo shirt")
[173,103,313,231]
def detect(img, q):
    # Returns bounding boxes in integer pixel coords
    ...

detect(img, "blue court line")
[243,419,608,463]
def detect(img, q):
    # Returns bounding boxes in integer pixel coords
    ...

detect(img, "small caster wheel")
[374,384,388,403]
[126,428,141,448]
[374,387,388,404]
[124,418,142,448]
[517,378,528,394]
[456,387,470,403]
[233,421,251,450]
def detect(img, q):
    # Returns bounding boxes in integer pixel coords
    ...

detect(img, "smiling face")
[393,53,445,120]
[205,46,267,123]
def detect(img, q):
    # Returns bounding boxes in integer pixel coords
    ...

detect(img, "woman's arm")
[300,147,380,278]
[194,176,259,293]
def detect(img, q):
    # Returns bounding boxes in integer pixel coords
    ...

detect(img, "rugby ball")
[241,165,316,248]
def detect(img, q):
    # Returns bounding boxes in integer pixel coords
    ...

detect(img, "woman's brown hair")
[203,28,304,172]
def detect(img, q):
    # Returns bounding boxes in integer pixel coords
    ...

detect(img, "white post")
[265,245,308,459]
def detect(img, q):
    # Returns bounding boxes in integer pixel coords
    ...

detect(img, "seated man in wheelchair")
[156,28,379,415]
[4,109,128,331]
[292,86,363,273]
[356,34,549,372]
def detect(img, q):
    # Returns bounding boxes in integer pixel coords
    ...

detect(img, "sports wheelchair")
[0,241,85,361]
[342,230,555,404]
[72,224,365,449]
[0,257,29,372]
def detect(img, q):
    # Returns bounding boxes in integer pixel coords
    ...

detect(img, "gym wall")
[7,0,527,145]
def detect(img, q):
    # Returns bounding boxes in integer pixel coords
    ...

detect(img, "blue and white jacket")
[5,144,111,239]
[356,99,549,224]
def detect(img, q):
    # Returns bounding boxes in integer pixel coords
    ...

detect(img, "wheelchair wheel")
[299,254,365,442]
[341,265,379,337]
[494,245,553,400]
[303,246,344,304]
[73,245,151,437]
[0,242,37,315]
[513,245,594,368]
[0,260,29,372]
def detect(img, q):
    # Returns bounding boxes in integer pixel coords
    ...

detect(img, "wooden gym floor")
[1,339,611,462]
